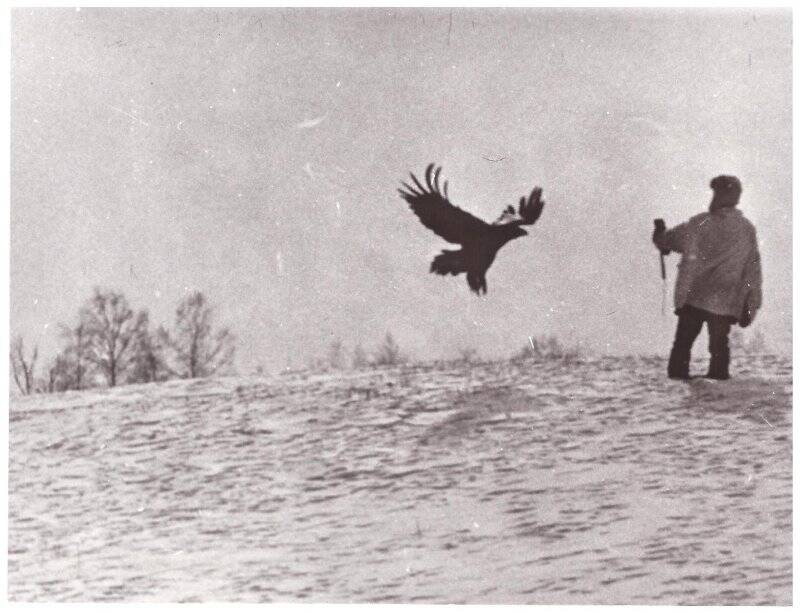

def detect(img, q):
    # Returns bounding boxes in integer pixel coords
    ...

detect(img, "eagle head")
[508,226,528,239]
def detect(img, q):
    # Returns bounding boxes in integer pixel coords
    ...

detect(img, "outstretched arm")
[653,221,689,254]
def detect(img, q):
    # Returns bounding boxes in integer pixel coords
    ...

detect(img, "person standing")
[653,175,762,380]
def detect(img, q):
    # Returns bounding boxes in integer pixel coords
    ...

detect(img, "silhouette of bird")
[398,164,545,294]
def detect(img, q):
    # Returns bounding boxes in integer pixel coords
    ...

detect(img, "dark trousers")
[668,305,734,380]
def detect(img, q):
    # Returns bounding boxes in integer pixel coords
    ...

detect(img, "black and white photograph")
[7,5,792,605]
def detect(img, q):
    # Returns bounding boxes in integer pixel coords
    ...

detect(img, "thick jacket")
[654,207,762,321]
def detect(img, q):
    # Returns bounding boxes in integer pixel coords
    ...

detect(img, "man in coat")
[653,175,762,380]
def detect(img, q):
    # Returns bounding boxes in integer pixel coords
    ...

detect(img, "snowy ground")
[8,354,792,604]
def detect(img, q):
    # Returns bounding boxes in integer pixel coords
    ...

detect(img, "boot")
[668,349,691,380]
[706,350,730,380]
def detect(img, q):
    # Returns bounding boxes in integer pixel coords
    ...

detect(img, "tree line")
[10,288,235,395]
[14,293,770,394]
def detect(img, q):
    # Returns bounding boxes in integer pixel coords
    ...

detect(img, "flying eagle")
[398,164,545,294]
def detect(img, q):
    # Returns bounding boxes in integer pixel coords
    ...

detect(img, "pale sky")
[10,8,792,373]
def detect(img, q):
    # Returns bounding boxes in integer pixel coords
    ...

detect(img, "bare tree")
[127,316,170,384]
[374,332,402,366]
[59,322,92,390]
[80,288,147,387]
[162,291,235,379]
[39,352,75,393]
[10,336,38,395]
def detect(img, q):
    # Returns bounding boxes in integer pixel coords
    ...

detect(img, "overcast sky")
[10,8,792,372]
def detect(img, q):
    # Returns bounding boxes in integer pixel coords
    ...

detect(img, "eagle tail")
[467,271,487,295]
[430,249,466,276]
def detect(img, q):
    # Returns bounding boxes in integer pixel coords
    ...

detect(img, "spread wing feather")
[493,187,545,226]
[398,163,488,245]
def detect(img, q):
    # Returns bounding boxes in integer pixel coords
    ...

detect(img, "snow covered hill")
[9,354,792,604]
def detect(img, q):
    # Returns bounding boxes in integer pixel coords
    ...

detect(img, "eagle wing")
[493,187,545,226]
[398,164,488,245]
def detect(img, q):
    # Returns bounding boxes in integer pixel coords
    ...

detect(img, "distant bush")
[730,328,769,355]
[512,335,584,363]
[427,347,485,370]
[456,347,480,365]
[351,343,368,369]
[327,339,346,370]
[304,339,354,372]
[303,333,408,371]
[373,332,404,366]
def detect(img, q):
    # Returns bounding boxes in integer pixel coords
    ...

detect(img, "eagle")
[398,163,545,294]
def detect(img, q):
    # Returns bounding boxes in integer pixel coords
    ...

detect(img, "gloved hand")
[739,305,755,328]
[652,219,670,255]
[739,292,757,327]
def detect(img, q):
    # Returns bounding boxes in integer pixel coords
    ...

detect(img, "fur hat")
[710,175,742,195]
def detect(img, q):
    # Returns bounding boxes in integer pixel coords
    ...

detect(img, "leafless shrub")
[512,335,584,363]
[374,332,403,366]
[10,336,38,395]
[305,356,328,372]
[456,347,480,365]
